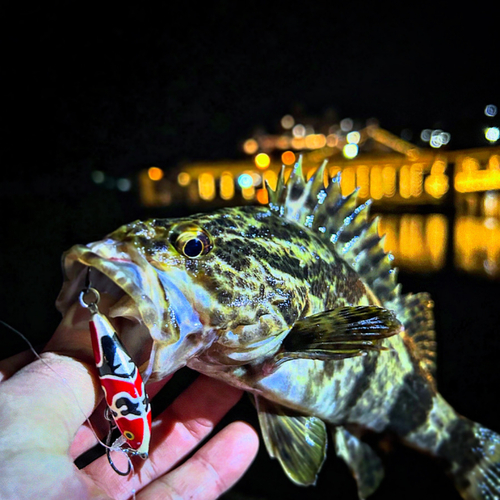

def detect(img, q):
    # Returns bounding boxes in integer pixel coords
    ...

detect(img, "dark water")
[1,193,499,500]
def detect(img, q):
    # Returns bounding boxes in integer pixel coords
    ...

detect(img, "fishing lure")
[79,283,151,475]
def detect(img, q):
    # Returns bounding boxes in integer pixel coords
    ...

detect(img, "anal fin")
[255,396,328,486]
[333,426,385,499]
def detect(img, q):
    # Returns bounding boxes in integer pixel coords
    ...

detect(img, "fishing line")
[0,319,136,467]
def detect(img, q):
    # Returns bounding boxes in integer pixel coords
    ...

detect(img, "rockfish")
[56,161,500,499]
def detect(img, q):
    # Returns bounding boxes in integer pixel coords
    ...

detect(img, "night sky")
[3,3,499,184]
[2,4,499,499]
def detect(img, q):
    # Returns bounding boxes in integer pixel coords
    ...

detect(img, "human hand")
[0,304,259,500]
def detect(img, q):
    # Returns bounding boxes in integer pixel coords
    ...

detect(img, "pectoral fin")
[256,396,327,486]
[275,306,402,364]
[333,426,385,499]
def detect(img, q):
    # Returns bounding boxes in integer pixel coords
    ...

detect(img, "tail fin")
[441,420,500,499]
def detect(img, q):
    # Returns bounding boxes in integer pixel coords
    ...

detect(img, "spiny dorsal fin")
[266,159,401,303]
[387,292,437,381]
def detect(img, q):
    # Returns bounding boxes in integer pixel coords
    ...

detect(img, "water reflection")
[454,216,500,277]
[377,213,500,278]
[378,214,448,272]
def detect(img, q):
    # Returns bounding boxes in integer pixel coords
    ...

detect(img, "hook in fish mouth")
[55,241,174,379]
[56,240,214,381]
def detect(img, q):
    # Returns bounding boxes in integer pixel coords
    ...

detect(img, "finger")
[0,349,36,383]
[137,421,259,500]
[83,375,246,498]
[0,303,102,458]
[0,350,101,456]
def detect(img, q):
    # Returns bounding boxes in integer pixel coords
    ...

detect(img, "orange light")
[263,170,277,190]
[410,164,424,197]
[243,139,259,155]
[462,156,480,173]
[148,167,164,181]
[291,137,305,150]
[255,153,271,169]
[489,155,500,170]
[326,134,338,147]
[425,174,449,198]
[400,165,411,198]
[177,172,190,186]
[281,151,296,165]
[426,215,447,269]
[341,167,356,196]
[329,166,341,179]
[242,186,255,200]
[220,171,234,200]
[198,172,215,201]
[356,165,369,199]
[256,188,269,204]
[382,166,396,197]
[370,166,383,200]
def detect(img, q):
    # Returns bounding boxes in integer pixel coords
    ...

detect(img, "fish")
[56,160,500,499]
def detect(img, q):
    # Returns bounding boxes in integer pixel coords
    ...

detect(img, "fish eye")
[183,237,204,258]
[172,225,212,259]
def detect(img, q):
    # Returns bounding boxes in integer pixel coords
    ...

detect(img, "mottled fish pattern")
[57,160,500,499]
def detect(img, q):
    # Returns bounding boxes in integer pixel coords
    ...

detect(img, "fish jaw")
[55,239,211,381]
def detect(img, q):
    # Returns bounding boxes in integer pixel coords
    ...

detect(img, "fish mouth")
[55,240,175,380]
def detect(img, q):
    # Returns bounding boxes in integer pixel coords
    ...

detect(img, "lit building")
[139,124,498,209]
[137,122,500,278]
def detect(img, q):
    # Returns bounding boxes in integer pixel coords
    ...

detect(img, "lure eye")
[124,431,135,440]
[172,226,212,259]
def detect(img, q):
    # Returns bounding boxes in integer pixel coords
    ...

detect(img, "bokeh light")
[148,166,164,181]
[220,171,234,200]
[485,104,497,117]
[485,127,499,143]
[177,172,191,186]
[281,151,296,165]
[256,188,268,204]
[91,170,105,184]
[292,124,306,138]
[243,138,259,155]
[281,114,295,129]
[198,172,215,200]
[255,153,271,169]
[343,143,358,159]
[420,129,432,142]
[340,118,353,132]
[346,131,360,144]
[238,173,254,189]
[117,178,131,192]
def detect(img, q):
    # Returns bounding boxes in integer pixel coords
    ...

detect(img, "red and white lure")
[79,282,151,475]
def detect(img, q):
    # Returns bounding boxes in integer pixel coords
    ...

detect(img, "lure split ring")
[79,287,100,313]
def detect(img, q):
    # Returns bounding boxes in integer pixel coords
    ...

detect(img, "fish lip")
[56,242,177,352]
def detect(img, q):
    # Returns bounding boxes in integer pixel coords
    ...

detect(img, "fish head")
[56,207,303,380]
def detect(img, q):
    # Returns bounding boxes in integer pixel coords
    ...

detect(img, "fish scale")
[56,158,500,499]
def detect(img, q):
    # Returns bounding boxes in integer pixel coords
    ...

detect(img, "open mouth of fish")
[55,240,174,380]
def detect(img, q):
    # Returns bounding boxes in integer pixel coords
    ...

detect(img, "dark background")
[1,3,499,499]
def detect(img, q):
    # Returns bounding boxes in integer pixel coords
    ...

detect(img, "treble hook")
[105,421,133,476]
